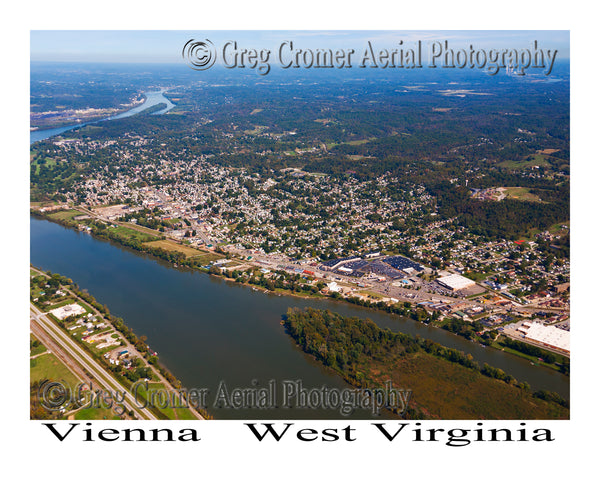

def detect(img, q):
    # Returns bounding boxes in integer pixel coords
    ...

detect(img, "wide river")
[30,217,569,418]
[30,90,175,144]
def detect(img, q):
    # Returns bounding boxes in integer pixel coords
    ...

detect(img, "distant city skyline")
[31,30,569,64]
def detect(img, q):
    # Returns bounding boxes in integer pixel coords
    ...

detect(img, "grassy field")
[499,154,551,169]
[358,290,386,299]
[464,271,489,282]
[346,138,375,146]
[326,137,377,149]
[47,209,85,221]
[503,187,543,202]
[111,225,160,243]
[144,239,209,258]
[30,352,80,386]
[73,407,122,420]
[383,352,568,419]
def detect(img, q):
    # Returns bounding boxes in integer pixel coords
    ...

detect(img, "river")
[29,217,569,418]
[30,90,175,144]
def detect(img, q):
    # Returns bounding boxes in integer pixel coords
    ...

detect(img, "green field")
[112,225,160,243]
[326,137,377,149]
[499,154,551,169]
[47,209,84,221]
[503,187,543,202]
[30,352,80,386]
[346,138,374,145]
[73,407,122,420]
[463,271,489,282]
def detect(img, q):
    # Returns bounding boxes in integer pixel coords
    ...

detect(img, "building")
[522,322,570,355]
[436,273,476,291]
[49,303,86,320]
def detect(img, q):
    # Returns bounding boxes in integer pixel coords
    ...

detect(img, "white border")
[5,0,597,476]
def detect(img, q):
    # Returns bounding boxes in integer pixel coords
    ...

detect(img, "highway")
[30,303,157,420]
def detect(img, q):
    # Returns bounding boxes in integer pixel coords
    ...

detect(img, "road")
[31,303,158,420]
[31,266,205,420]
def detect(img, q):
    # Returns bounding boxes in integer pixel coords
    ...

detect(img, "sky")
[30,30,570,64]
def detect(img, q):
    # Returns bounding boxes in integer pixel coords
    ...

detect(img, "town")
[32,131,570,357]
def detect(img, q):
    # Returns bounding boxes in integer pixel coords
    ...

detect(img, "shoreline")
[30,93,146,133]
[29,90,177,143]
[30,209,569,378]
[29,265,210,420]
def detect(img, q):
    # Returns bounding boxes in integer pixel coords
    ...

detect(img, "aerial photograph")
[29,30,570,422]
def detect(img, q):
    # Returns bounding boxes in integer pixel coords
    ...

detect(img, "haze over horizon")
[31,30,570,64]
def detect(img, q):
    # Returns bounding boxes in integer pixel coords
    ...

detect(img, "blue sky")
[31,30,569,64]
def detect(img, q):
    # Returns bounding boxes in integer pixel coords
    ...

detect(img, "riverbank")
[283,307,569,419]
[30,214,570,416]
[30,265,210,420]
[30,90,173,144]
[30,206,569,380]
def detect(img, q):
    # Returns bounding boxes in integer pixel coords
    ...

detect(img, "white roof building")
[49,303,86,320]
[524,322,570,355]
[436,274,476,291]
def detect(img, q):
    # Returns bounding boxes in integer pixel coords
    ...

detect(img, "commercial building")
[49,303,86,320]
[522,322,570,355]
[436,274,476,291]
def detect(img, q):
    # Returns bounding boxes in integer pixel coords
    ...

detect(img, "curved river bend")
[30,90,175,144]
[30,217,569,419]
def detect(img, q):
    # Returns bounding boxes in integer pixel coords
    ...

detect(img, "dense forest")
[31,62,569,241]
[283,307,569,419]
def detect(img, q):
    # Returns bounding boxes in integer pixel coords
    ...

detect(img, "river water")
[30,90,175,144]
[30,217,569,418]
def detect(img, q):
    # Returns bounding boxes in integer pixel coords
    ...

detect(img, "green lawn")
[112,225,160,243]
[499,154,551,169]
[464,271,489,282]
[30,352,80,387]
[47,209,84,221]
[73,407,123,420]
[503,187,543,202]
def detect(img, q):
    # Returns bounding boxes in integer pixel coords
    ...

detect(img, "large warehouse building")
[436,273,476,291]
[522,322,570,356]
